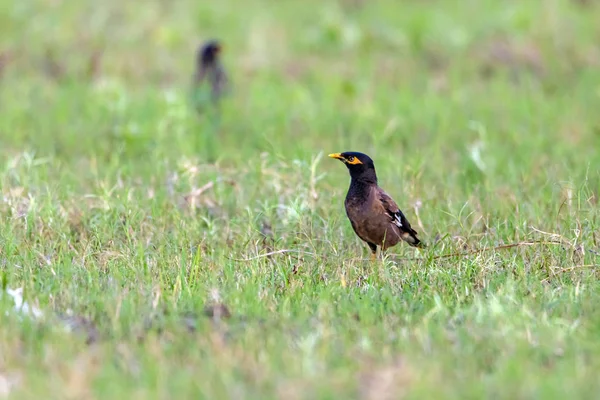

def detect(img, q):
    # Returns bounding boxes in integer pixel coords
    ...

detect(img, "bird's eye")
[347,156,355,162]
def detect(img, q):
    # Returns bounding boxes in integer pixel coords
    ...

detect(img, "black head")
[198,40,222,66]
[328,151,377,183]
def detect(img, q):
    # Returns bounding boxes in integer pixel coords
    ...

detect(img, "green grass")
[1,0,600,398]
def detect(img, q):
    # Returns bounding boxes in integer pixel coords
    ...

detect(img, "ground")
[1,0,600,398]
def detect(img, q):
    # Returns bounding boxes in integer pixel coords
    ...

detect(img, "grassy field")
[1,0,600,398]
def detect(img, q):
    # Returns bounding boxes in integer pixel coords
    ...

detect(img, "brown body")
[329,151,423,256]
[345,185,417,251]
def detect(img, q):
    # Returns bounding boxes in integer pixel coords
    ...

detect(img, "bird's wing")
[212,65,230,97]
[377,189,418,236]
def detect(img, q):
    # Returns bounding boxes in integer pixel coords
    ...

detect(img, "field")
[1,0,600,398]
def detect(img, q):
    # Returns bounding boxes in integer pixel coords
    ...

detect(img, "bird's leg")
[367,242,378,261]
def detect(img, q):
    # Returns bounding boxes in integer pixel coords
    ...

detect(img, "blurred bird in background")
[190,39,230,162]
[191,39,228,115]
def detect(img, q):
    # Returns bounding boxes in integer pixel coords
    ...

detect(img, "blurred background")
[2,0,600,162]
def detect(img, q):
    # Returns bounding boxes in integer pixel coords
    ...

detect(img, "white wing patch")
[392,212,403,228]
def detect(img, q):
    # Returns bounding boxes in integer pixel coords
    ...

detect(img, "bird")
[328,151,424,260]
[191,39,228,113]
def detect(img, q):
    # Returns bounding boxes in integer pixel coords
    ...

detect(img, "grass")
[1,0,600,398]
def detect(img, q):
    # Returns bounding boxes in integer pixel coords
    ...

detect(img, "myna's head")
[199,40,222,66]
[328,151,377,183]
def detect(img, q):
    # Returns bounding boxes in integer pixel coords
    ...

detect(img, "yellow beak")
[328,153,343,160]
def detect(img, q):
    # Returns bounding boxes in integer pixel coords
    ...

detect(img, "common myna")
[329,151,424,259]
[191,40,228,112]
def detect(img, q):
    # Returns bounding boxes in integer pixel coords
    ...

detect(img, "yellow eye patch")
[345,156,363,165]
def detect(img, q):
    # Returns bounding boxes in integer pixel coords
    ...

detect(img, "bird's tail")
[401,229,426,248]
